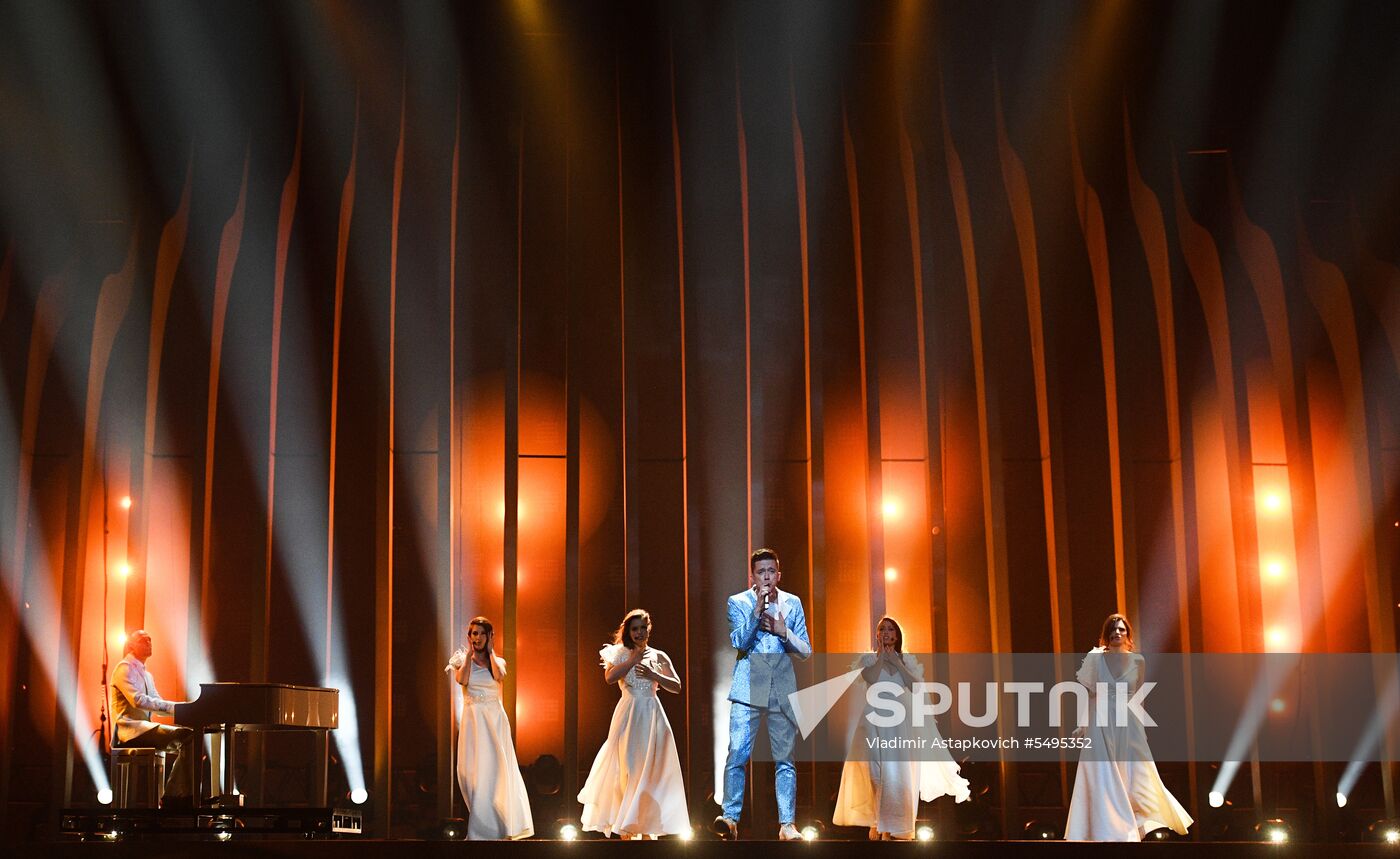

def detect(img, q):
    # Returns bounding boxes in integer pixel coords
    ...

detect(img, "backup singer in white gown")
[1065,613,1192,841]
[578,609,690,839]
[448,616,534,840]
[834,616,970,839]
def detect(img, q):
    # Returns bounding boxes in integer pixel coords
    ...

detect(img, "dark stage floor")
[27,840,1400,858]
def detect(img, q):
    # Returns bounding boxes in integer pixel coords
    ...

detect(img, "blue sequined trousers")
[722,693,797,824]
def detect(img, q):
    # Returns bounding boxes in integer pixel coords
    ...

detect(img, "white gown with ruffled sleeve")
[577,644,690,837]
[1065,647,1192,841]
[455,657,534,840]
[834,652,970,837]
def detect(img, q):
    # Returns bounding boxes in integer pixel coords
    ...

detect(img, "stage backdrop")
[2,0,1398,841]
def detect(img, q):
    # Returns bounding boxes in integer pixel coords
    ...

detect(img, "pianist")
[110,629,195,809]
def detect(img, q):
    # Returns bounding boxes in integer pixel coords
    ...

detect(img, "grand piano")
[173,683,338,806]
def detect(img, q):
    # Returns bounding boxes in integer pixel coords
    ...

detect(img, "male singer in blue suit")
[717,548,811,840]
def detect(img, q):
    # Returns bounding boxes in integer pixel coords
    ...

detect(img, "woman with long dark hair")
[446,616,534,840]
[577,609,690,838]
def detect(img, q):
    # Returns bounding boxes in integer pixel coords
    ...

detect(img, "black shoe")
[162,794,195,812]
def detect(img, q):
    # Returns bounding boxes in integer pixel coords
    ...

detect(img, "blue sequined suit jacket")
[725,587,812,710]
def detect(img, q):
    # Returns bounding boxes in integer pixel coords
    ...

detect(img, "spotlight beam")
[2,266,127,809]
[1338,665,1400,802]
[1211,655,1303,804]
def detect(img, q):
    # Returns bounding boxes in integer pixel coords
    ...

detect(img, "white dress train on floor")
[1065,647,1193,841]
[833,652,970,838]
[455,657,534,840]
[577,644,690,838]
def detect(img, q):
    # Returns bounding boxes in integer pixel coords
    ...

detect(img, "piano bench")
[109,747,166,809]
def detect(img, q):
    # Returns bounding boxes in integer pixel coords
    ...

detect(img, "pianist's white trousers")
[457,660,534,840]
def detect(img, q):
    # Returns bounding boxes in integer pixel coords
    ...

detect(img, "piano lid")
[175,682,338,730]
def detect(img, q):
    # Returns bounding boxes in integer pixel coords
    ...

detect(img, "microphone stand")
[98,430,111,758]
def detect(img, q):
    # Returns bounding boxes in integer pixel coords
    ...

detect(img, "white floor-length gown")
[833,653,970,838]
[1065,647,1192,841]
[456,657,534,840]
[577,644,690,837]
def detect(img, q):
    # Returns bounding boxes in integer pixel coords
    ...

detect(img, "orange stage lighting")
[1264,559,1286,580]
[1266,627,1289,650]
[882,498,900,520]
[119,496,132,510]
[1258,491,1287,513]
[117,561,132,578]
[884,566,898,582]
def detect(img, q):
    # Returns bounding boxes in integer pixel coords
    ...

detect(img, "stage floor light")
[1255,819,1292,843]
[327,671,367,805]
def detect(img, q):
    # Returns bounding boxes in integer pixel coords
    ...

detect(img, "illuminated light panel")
[882,498,900,520]
[1263,559,1286,580]
[1258,491,1287,513]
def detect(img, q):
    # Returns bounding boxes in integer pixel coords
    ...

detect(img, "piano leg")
[190,730,204,803]
[209,729,225,796]
[222,726,237,798]
[312,730,329,806]
[207,726,242,805]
